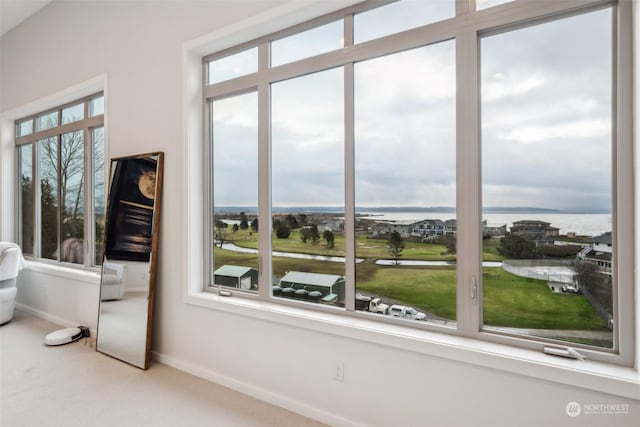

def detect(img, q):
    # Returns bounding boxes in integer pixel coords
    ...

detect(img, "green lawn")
[222,229,503,261]
[214,244,607,331]
[356,266,457,320]
[482,268,607,330]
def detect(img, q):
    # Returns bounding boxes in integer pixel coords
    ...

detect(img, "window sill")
[186,291,640,401]
[24,260,101,285]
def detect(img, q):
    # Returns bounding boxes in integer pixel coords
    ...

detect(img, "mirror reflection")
[96,152,163,370]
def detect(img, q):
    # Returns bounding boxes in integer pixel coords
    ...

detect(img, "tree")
[438,234,456,255]
[20,175,34,254]
[575,260,612,315]
[239,211,249,230]
[310,224,320,245]
[388,231,404,265]
[215,220,227,248]
[40,178,59,258]
[37,128,85,260]
[300,227,311,243]
[497,233,537,259]
[297,213,307,227]
[41,130,84,235]
[275,223,291,238]
[285,214,299,230]
[251,218,258,232]
[232,223,239,233]
[323,230,335,248]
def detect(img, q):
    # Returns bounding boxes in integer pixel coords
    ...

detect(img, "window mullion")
[56,135,63,262]
[456,29,482,336]
[204,101,214,288]
[342,13,355,312]
[34,142,42,258]
[83,126,93,267]
[456,0,475,15]
[614,0,634,366]
[258,42,272,300]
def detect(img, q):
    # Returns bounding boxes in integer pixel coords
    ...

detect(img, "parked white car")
[389,304,426,320]
[561,285,581,294]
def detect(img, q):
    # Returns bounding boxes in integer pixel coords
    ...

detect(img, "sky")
[211,0,613,214]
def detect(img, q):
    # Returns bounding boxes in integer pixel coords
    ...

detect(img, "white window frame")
[13,93,105,270]
[183,0,637,398]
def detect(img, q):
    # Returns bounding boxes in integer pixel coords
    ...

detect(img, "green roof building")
[214,265,258,290]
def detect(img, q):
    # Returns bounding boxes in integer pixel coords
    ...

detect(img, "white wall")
[1,2,639,426]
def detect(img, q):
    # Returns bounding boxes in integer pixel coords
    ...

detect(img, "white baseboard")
[15,303,98,337]
[152,351,362,427]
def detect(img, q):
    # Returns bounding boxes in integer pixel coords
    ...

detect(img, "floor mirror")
[96,152,164,369]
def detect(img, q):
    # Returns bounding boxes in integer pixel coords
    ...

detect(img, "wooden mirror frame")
[96,151,164,369]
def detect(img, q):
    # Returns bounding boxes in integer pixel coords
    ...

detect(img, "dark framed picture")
[104,156,158,262]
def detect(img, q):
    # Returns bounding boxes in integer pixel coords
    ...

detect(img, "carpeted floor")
[0,310,327,427]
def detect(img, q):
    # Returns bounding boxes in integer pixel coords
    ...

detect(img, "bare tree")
[388,231,404,265]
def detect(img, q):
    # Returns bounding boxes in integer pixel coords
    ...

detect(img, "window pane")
[36,111,58,132]
[271,20,343,67]
[207,48,258,85]
[17,120,33,137]
[39,137,59,261]
[61,131,85,265]
[355,41,457,323]
[477,0,515,10]
[90,96,104,117]
[481,10,613,348]
[61,103,84,125]
[271,68,344,306]
[354,0,454,44]
[19,145,34,255]
[212,92,259,291]
[94,127,105,266]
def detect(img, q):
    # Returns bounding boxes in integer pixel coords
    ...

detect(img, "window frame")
[200,0,634,367]
[14,92,105,270]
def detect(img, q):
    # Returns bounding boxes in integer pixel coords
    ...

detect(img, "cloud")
[500,119,611,144]
[210,3,613,213]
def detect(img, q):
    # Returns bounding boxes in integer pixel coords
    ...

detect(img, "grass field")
[220,229,503,261]
[214,243,608,331]
[482,268,607,330]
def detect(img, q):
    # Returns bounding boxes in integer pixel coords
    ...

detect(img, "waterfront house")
[368,220,416,238]
[577,232,613,271]
[411,219,445,237]
[510,220,559,237]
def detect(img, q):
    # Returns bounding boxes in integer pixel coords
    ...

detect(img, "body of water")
[359,211,611,237]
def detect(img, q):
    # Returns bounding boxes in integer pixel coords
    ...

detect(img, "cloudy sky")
[212,1,613,214]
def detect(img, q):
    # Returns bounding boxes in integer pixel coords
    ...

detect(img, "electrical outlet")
[334,361,344,382]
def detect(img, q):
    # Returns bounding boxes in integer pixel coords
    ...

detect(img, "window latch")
[471,276,477,301]
[543,346,586,360]
[217,286,232,297]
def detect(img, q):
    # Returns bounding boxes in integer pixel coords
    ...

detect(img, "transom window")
[15,94,105,268]
[202,0,633,366]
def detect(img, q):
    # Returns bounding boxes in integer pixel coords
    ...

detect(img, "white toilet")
[0,243,25,325]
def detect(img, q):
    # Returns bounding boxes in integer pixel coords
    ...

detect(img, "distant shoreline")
[214,206,610,215]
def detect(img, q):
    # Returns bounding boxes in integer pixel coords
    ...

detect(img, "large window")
[354,41,457,323]
[16,94,105,268]
[203,0,633,365]
[481,8,614,348]
[210,91,259,290]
